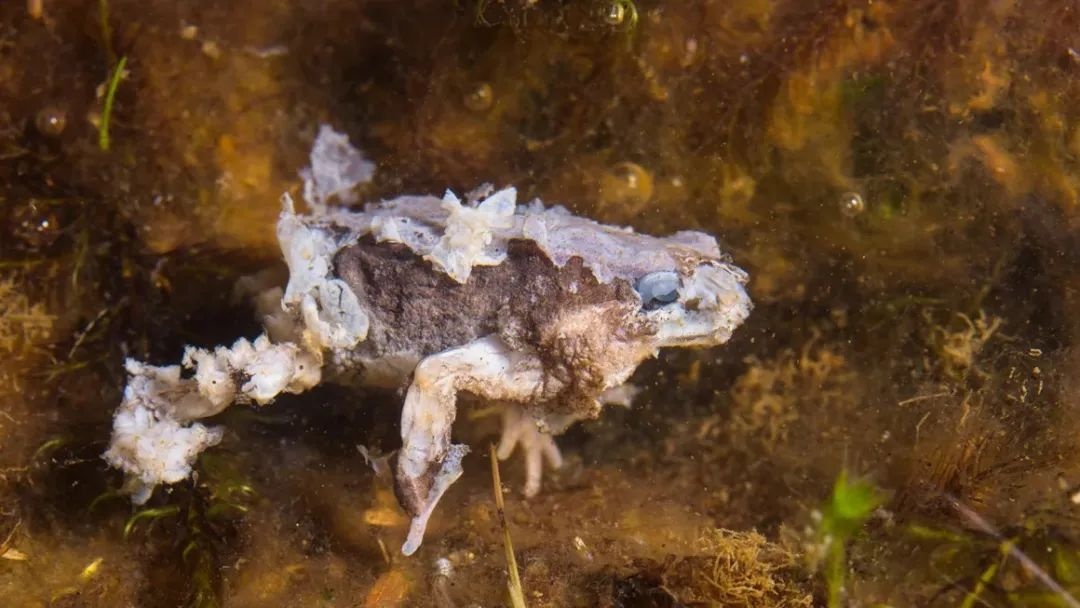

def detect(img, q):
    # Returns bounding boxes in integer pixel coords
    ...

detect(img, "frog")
[104,126,753,556]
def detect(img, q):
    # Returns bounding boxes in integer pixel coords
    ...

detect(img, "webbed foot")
[395,444,469,556]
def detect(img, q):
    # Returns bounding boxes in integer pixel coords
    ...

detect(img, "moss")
[663,528,814,607]
[729,337,856,449]
[0,275,53,365]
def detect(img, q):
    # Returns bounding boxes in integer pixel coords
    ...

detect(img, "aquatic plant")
[117,454,256,607]
[813,471,884,607]
[907,500,1080,607]
[98,56,127,151]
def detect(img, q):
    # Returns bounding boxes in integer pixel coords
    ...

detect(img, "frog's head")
[631,232,752,349]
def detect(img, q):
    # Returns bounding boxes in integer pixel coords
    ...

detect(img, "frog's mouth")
[649,262,752,348]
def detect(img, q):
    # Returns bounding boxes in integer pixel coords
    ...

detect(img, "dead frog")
[104,127,752,555]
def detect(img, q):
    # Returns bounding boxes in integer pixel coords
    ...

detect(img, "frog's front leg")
[496,382,639,497]
[396,335,543,556]
[496,405,567,498]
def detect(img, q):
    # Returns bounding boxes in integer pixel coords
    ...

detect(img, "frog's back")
[333,237,632,385]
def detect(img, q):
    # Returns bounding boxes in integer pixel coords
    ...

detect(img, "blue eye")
[636,271,680,309]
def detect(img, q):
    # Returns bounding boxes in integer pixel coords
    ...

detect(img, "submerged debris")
[490,444,528,608]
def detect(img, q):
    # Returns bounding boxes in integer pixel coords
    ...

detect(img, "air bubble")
[604,2,626,25]
[34,105,67,137]
[839,191,866,217]
[612,162,645,190]
[463,83,493,113]
[600,161,654,206]
[11,199,61,250]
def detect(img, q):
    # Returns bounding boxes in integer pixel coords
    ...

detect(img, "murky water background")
[2,1,1080,606]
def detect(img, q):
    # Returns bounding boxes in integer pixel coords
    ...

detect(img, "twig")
[490,444,527,608]
[68,303,117,359]
[897,391,949,406]
[0,520,20,553]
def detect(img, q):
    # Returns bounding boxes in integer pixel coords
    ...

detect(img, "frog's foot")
[396,443,469,556]
[496,404,564,498]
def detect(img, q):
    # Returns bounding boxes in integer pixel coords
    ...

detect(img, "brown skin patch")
[334,237,646,381]
[389,451,430,518]
[339,238,658,518]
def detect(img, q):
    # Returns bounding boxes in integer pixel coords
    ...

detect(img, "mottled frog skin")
[104,128,752,556]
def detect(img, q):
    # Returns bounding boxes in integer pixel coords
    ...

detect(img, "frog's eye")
[636,271,681,309]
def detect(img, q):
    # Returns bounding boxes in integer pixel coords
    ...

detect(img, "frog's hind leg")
[105,335,324,505]
[396,336,543,556]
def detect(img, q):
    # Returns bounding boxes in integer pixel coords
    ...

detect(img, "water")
[1,1,1079,606]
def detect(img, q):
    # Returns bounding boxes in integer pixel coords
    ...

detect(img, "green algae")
[817,472,886,607]
[97,56,127,151]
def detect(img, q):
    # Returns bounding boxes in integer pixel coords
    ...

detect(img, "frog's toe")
[395,443,469,556]
[523,433,562,498]
[497,404,563,498]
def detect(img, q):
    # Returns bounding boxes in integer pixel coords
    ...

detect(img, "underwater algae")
[2,0,1080,606]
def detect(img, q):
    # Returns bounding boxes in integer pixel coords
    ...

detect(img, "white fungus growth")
[299,124,375,208]
[425,188,516,282]
[104,337,324,504]
[317,187,725,286]
[103,361,226,503]
[278,195,370,350]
